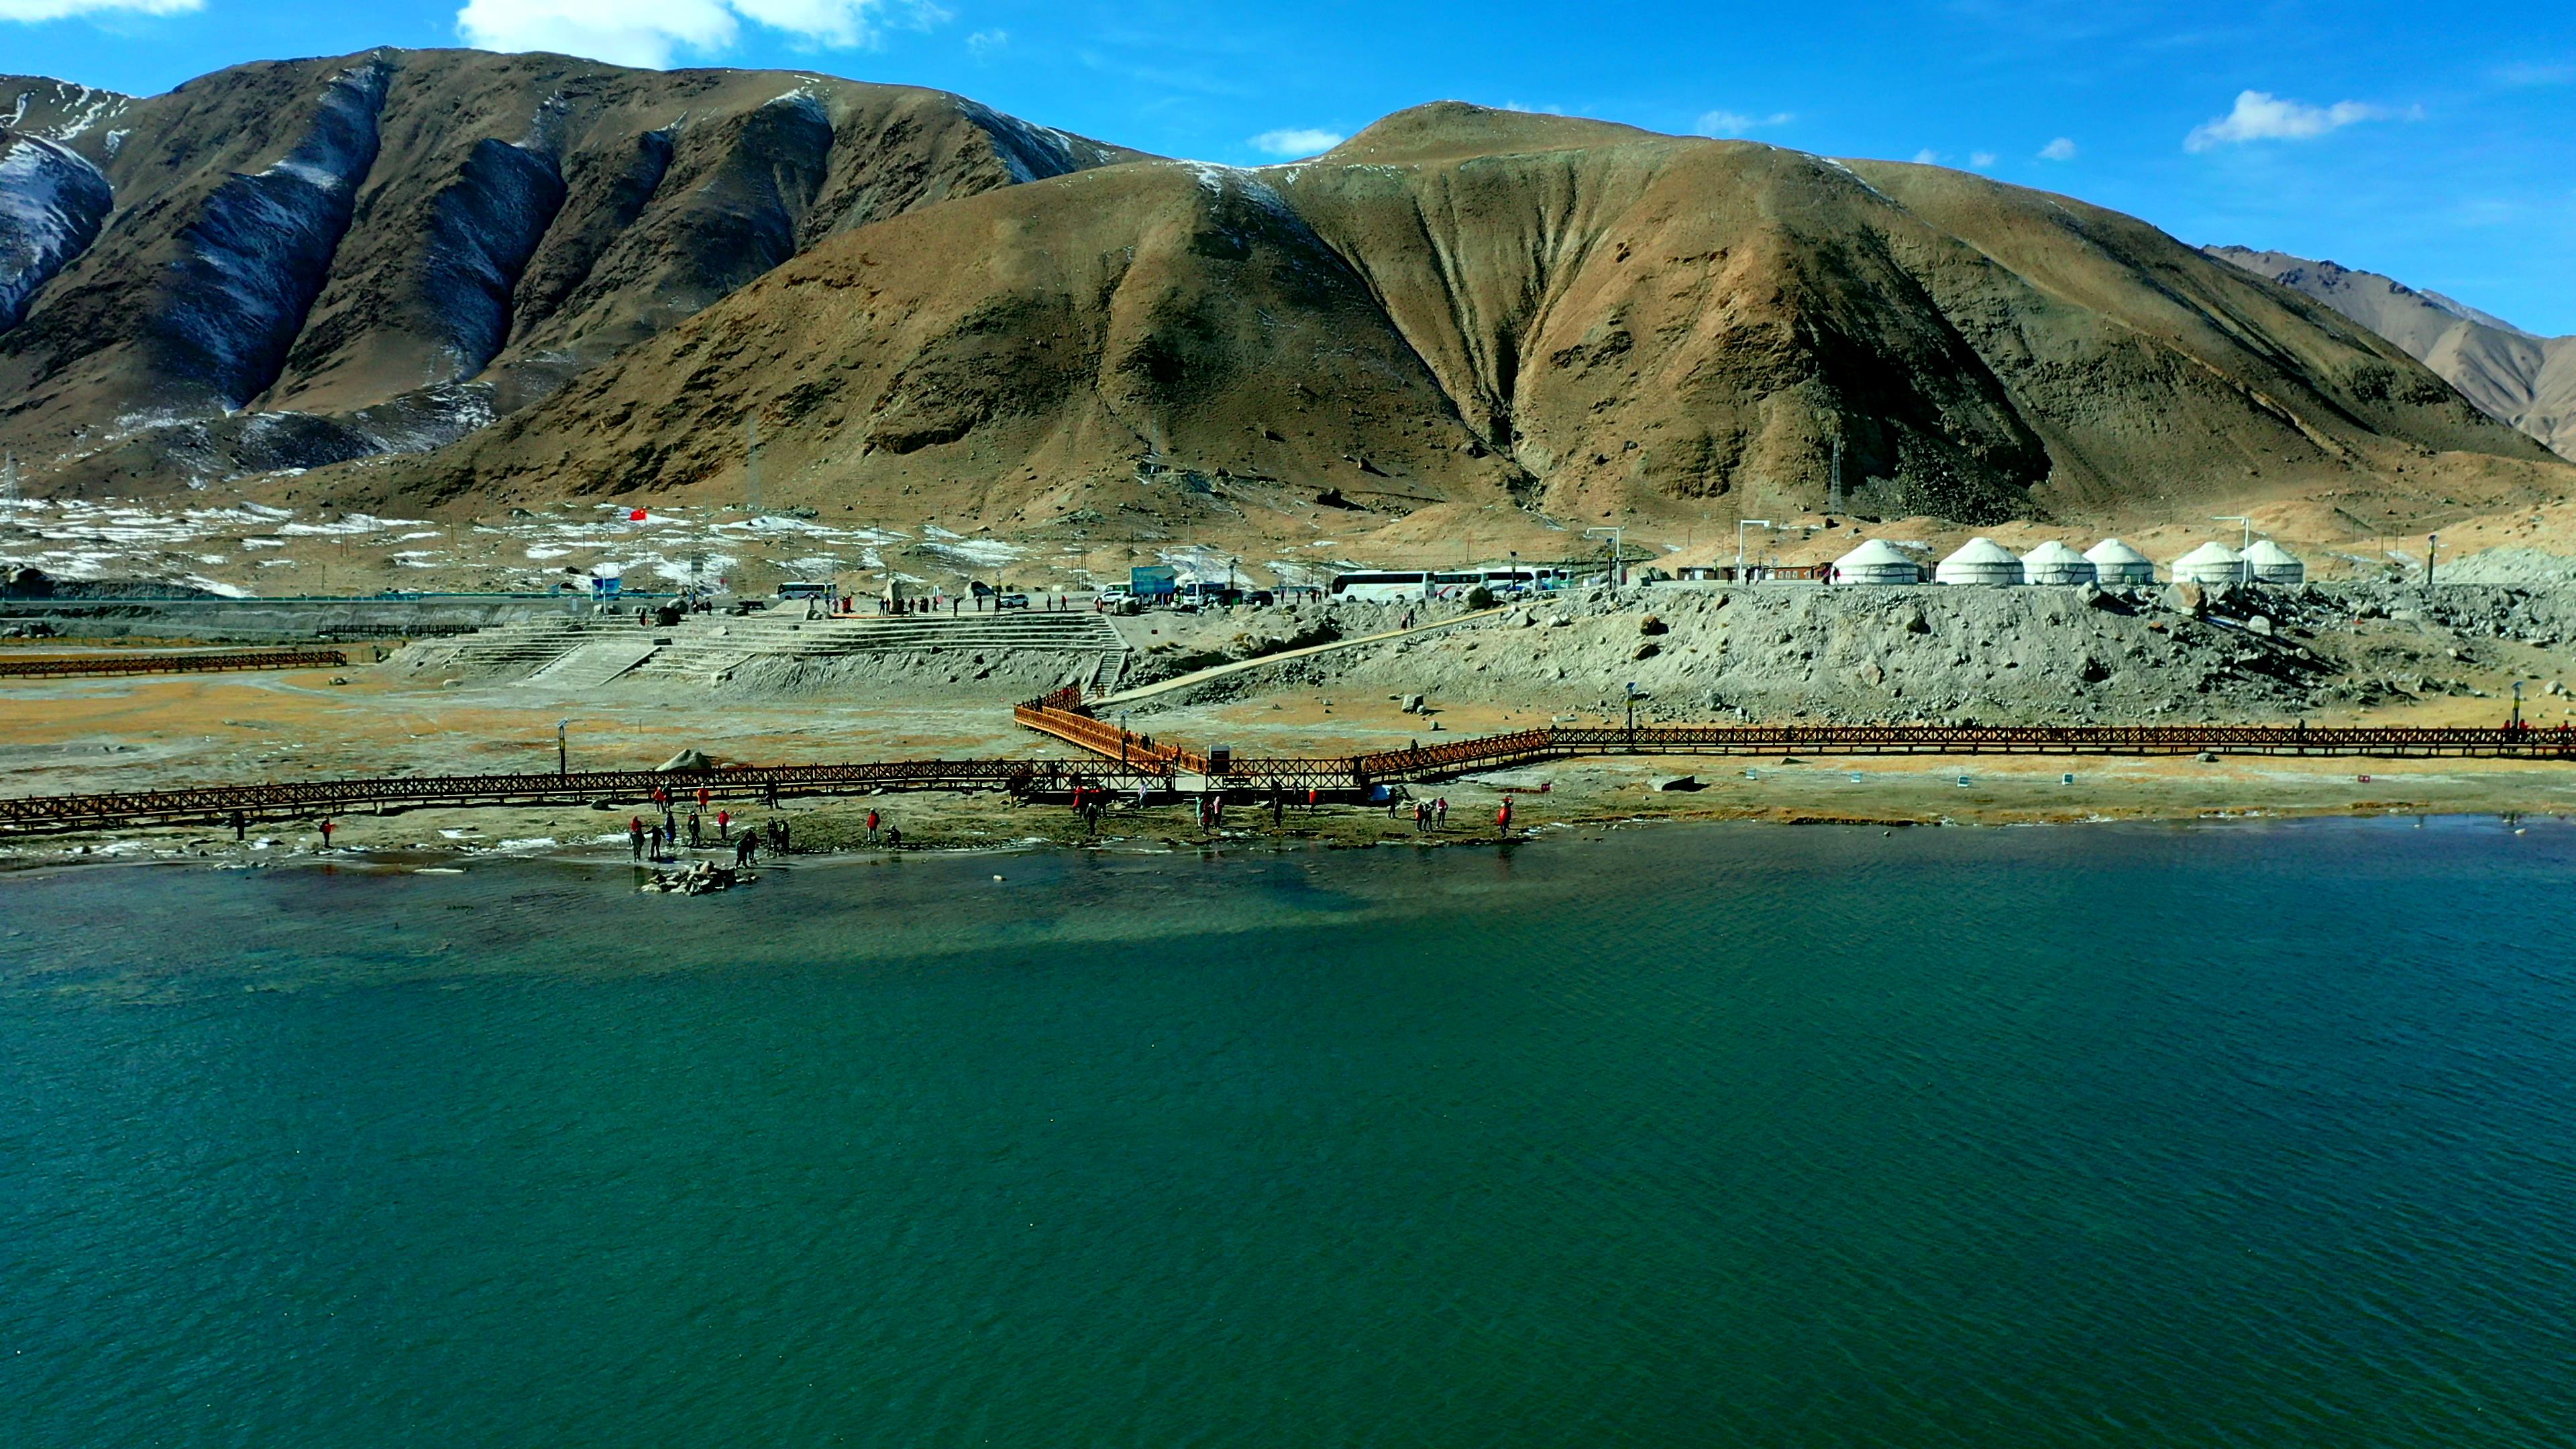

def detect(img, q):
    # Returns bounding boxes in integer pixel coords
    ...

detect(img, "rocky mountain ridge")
[3,54,2569,550]
[2206,246,2575,462]
[1,50,1135,489]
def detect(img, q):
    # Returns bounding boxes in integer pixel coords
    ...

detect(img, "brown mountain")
[346,102,2566,538]
[5,60,2567,541]
[2206,246,2576,462]
[0,49,1136,489]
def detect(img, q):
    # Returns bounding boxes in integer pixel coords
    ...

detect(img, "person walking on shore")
[1434,797,1448,832]
[717,810,730,842]
[866,808,880,843]
[687,812,702,848]
[1496,798,1513,833]
[319,818,334,850]
[629,816,645,861]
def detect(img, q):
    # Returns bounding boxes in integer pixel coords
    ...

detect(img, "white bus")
[1327,567,1570,602]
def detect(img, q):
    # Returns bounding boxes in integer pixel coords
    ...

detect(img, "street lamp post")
[1737,519,1774,583]
[557,719,569,777]
[2426,533,2439,591]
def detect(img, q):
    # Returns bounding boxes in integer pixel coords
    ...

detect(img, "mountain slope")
[2207,246,2576,461]
[335,105,2565,539]
[0,50,1138,489]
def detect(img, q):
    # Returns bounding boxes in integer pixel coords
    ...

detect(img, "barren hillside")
[0,50,1136,491]
[336,103,2567,544]
[2208,246,2576,461]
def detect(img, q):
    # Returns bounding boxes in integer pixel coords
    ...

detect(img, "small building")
[2084,538,2156,585]
[2243,539,2305,585]
[2019,540,2098,586]
[1933,537,2025,586]
[2170,541,2245,586]
[1830,539,1921,585]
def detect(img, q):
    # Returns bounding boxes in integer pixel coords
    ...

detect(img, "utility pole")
[2512,680,2525,731]
[557,719,569,777]
[1737,519,1774,583]
[745,414,761,517]
[2426,532,2438,591]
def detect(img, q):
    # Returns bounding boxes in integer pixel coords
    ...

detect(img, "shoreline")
[6,775,2565,883]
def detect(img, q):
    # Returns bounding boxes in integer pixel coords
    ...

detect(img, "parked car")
[995,592,1032,610]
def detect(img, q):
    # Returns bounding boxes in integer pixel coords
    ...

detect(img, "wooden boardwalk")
[0,648,347,680]
[2,686,2566,833]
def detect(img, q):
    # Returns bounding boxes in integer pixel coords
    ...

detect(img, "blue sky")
[9,0,2573,333]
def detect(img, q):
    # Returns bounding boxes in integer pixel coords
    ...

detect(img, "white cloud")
[1695,108,1792,138]
[1249,126,1342,158]
[1970,150,1998,169]
[2037,136,2077,161]
[0,0,200,19]
[2184,90,2398,152]
[455,0,928,68]
[1911,148,1941,164]
[965,27,1004,58]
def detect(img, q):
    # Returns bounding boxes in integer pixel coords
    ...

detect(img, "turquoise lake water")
[4,819,2573,1446]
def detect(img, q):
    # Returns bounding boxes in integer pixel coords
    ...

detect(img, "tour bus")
[775,580,834,600]
[1327,567,1570,602]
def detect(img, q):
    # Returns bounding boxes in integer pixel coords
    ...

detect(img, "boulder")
[657,748,716,772]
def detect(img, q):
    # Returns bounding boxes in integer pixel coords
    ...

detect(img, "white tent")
[2019,540,2098,586]
[2171,541,2245,586]
[1831,539,1921,585]
[2084,537,2156,584]
[1933,537,2025,586]
[2243,539,2304,585]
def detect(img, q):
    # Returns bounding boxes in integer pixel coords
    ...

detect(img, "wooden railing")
[0,648,347,680]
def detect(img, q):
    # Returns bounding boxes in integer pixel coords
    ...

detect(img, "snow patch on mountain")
[0,131,113,331]
[147,60,393,410]
[425,138,569,376]
[957,99,1119,184]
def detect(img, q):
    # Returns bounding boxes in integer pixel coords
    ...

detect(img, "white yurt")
[1933,537,2025,586]
[1831,539,1921,585]
[2019,540,2098,586]
[2084,537,2156,585]
[2170,541,2246,586]
[2242,539,2305,585]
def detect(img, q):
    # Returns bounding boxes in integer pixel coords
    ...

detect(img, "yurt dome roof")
[2084,538,2151,565]
[1836,539,1917,568]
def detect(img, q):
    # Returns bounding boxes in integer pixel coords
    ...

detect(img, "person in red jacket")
[1496,798,1513,833]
